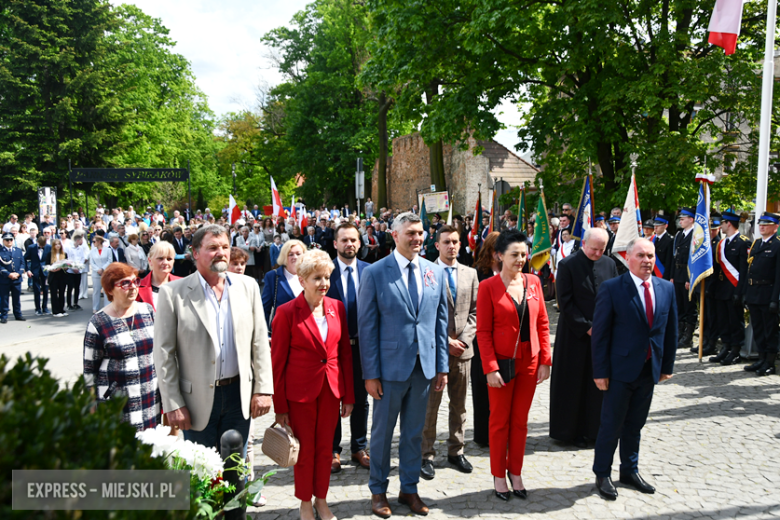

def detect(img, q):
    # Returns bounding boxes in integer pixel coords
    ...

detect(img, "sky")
[118,0,529,159]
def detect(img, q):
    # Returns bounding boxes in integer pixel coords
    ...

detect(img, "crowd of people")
[1,195,776,515]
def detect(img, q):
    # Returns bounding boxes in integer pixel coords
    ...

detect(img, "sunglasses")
[114,278,141,290]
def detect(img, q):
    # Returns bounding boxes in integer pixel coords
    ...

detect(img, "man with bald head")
[591,237,677,500]
[550,228,618,448]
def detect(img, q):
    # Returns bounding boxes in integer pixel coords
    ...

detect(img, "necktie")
[346,266,357,337]
[407,263,419,314]
[446,267,457,306]
[642,281,653,360]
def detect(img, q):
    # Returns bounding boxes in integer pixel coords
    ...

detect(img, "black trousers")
[702,295,721,345]
[49,271,67,315]
[65,272,80,308]
[32,271,49,312]
[747,304,779,354]
[0,280,23,319]
[714,298,745,346]
[333,340,370,455]
[470,337,490,446]
[674,282,698,324]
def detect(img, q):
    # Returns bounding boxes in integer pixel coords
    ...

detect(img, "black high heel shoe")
[493,477,510,501]
[508,472,528,499]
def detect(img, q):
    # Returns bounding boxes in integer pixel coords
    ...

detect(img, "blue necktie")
[346,266,357,337]
[407,263,419,314]
[447,267,456,306]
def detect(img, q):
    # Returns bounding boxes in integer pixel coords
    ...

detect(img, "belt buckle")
[749,279,753,286]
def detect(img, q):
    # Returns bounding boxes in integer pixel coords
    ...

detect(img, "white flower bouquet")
[44,259,85,273]
[136,425,276,518]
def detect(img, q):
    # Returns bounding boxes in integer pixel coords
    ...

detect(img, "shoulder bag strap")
[509,274,527,360]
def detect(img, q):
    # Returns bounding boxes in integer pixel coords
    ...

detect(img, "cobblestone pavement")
[248,303,780,520]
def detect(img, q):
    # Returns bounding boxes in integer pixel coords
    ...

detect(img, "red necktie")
[642,281,653,360]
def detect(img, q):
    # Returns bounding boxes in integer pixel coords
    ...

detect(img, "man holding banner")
[744,212,780,376]
[671,208,697,350]
[709,211,750,365]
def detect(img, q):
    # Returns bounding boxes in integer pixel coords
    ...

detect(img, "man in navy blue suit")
[328,223,371,472]
[591,237,677,500]
[358,212,449,518]
[24,235,51,315]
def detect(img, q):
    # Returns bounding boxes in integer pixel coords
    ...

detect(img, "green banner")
[530,192,551,271]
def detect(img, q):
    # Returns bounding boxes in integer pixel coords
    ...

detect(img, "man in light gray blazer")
[154,224,273,452]
[420,225,479,479]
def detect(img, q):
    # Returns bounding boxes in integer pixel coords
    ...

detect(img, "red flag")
[468,192,481,250]
[299,205,308,230]
[228,194,241,225]
[290,195,297,222]
[271,176,284,218]
[708,0,744,55]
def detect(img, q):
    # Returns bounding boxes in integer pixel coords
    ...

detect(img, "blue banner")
[571,175,594,241]
[688,182,714,299]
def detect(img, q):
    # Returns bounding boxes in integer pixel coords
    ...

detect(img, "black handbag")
[497,275,527,384]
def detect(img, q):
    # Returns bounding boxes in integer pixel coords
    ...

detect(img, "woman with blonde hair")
[45,238,69,317]
[261,239,305,331]
[136,241,180,311]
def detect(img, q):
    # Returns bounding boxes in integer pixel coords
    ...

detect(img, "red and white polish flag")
[708,0,745,55]
[271,176,285,218]
[228,194,241,225]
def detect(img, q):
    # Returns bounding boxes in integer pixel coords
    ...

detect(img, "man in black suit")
[650,215,673,280]
[743,212,780,376]
[107,237,127,264]
[171,226,190,277]
[605,216,620,256]
[302,226,318,249]
[710,211,750,365]
[24,236,51,315]
[670,207,696,350]
[592,237,678,500]
[550,227,618,447]
[698,214,723,356]
[328,223,371,472]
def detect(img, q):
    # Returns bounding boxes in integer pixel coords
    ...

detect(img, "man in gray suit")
[154,224,274,452]
[420,225,479,479]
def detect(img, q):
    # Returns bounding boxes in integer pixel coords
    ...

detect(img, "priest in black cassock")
[550,227,618,447]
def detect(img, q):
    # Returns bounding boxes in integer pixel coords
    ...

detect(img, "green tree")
[364,0,775,212]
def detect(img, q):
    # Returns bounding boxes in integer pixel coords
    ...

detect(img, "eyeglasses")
[114,278,141,290]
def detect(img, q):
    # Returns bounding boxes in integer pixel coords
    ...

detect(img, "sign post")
[356,158,365,217]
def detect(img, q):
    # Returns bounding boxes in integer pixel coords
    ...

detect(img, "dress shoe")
[572,436,588,448]
[14,316,26,321]
[0,318,6,324]
[745,354,766,372]
[619,472,655,494]
[709,345,730,363]
[371,493,392,518]
[72,304,83,311]
[420,460,435,480]
[331,453,341,474]
[493,477,510,501]
[756,353,777,377]
[721,346,742,365]
[398,492,429,516]
[507,472,527,499]
[596,477,618,500]
[447,454,473,474]
[35,310,42,316]
[351,450,370,469]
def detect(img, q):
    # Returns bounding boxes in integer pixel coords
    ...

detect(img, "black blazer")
[652,232,674,281]
[24,244,51,277]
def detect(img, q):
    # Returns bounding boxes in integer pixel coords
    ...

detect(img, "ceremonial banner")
[38,187,57,223]
[487,189,495,232]
[228,194,240,225]
[468,192,482,250]
[571,175,594,241]
[423,191,451,213]
[517,187,526,227]
[611,173,642,267]
[688,182,714,300]
[530,193,552,271]
[420,196,429,230]
[708,0,744,55]
[271,176,284,218]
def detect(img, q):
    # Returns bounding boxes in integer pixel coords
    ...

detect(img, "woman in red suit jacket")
[272,249,355,520]
[135,241,180,311]
[476,229,552,501]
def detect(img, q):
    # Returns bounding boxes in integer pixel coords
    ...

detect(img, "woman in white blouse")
[89,233,113,313]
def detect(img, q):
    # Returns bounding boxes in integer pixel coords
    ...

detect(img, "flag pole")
[755,0,777,214]
[698,278,706,362]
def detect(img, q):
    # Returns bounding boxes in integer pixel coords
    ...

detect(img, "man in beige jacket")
[154,224,273,451]
[420,225,479,479]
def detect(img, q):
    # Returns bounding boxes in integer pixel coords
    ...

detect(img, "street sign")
[430,184,436,192]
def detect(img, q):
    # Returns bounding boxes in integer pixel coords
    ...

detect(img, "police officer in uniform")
[743,212,780,376]
[651,215,674,280]
[709,211,750,364]
[698,214,722,356]
[671,207,697,349]
[0,232,27,324]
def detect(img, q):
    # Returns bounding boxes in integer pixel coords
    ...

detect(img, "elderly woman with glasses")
[83,262,161,431]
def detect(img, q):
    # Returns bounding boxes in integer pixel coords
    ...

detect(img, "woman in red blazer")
[272,249,354,520]
[135,241,180,311]
[476,229,552,501]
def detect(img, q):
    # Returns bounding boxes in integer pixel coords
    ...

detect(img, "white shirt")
[393,249,423,308]
[655,231,667,240]
[198,273,238,380]
[337,257,360,299]
[630,271,655,316]
[64,243,87,274]
[314,315,328,343]
[683,227,693,238]
[284,266,304,297]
